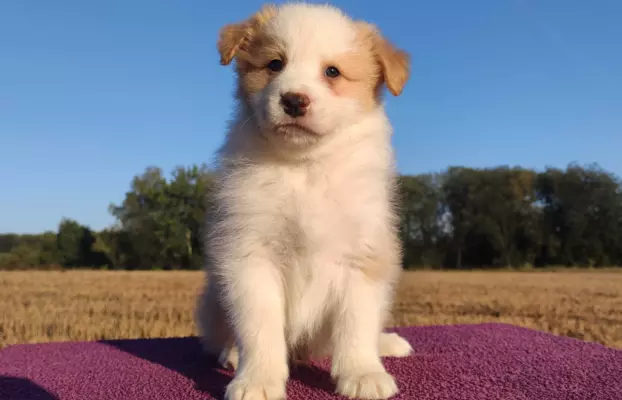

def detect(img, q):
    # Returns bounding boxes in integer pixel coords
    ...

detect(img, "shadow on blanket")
[101,336,335,398]
[0,376,60,400]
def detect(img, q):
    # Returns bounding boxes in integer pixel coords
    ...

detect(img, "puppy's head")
[218,3,410,150]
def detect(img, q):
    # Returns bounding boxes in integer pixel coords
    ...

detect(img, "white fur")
[196,4,412,400]
[255,5,368,141]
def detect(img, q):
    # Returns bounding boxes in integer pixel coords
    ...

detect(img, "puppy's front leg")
[331,272,398,400]
[224,258,288,400]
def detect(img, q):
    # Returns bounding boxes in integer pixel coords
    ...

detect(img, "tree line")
[2,163,621,270]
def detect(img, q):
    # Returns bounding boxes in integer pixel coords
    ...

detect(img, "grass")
[1,270,621,349]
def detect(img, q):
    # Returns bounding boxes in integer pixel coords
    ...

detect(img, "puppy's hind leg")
[195,279,239,370]
[379,332,412,358]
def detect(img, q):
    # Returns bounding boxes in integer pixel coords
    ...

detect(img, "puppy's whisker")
[239,114,255,130]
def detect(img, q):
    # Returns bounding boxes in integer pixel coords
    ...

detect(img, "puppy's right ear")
[217,5,277,66]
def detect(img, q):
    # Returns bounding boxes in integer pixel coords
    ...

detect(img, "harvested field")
[1,270,621,349]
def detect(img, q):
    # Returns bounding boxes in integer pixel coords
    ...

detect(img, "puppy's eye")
[325,66,340,78]
[267,59,284,72]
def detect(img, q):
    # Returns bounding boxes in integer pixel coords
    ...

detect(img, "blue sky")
[1,0,621,234]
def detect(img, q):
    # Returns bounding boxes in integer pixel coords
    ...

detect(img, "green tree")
[398,174,446,268]
[537,164,622,266]
[442,167,482,268]
[474,167,541,267]
[39,231,60,265]
[56,218,96,267]
[3,162,621,271]
[109,164,215,269]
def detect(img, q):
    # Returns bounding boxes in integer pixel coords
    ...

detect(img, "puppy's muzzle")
[280,92,310,118]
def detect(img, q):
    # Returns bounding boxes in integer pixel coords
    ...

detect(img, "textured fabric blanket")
[1,323,621,400]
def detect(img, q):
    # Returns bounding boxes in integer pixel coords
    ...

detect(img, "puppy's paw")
[225,376,286,400]
[219,346,239,371]
[379,332,413,358]
[336,370,398,399]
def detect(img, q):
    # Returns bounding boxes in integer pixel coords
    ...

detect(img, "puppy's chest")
[253,168,373,254]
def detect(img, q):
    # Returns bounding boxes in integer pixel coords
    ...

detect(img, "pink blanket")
[1,323,621,399]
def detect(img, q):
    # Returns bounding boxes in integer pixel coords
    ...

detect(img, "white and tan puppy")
[196,3,412,399]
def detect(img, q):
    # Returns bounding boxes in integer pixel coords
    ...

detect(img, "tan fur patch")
[235,30,285,95]
[355,22,410,97]
[322,31,382,111]
[216,5,284,98]
[322,22,410,110]
[216,5,278,66]
[346,231,402,284]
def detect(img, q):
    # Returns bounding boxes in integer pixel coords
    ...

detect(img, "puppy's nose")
[280,92,310,118]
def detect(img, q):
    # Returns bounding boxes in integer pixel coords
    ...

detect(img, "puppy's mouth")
[273,123,319,137]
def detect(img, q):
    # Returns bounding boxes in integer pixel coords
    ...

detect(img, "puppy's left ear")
[358,22,410,96]
[217,5,277,65]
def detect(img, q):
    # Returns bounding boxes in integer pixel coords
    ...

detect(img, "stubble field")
[1,270,621,349]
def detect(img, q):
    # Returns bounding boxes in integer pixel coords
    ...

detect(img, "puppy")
[196,3,412,399]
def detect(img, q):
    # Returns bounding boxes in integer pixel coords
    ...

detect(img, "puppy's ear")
[217,5,278,65]
[357,22,410,96]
